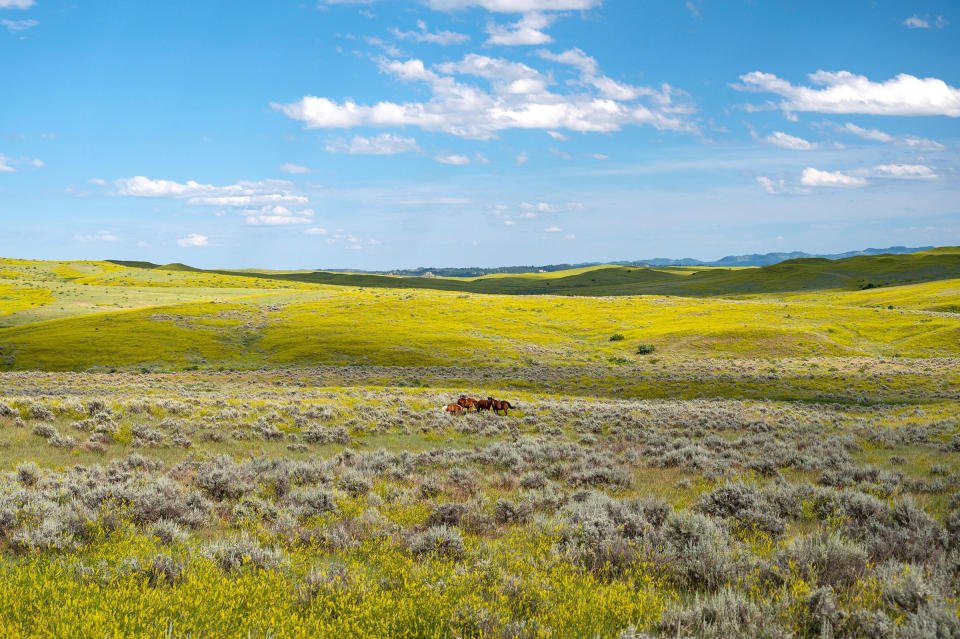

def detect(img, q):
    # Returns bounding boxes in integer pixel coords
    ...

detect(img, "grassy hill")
[0,249,957,371]
[110,248,960,297]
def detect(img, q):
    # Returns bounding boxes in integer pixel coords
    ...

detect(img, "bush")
[409,525,465,559]
[783,531,868,589]
[204,534,284,572]
[609,334,625,342]
[31,424,58,439]
[656,588,785,639]
[636,343,656,355]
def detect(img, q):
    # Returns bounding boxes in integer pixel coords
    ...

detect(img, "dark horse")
[457,396,478,412]
[476,398,494,412]
[489,397,514,416]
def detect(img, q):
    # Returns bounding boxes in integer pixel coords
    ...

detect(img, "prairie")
[0,250,958,637]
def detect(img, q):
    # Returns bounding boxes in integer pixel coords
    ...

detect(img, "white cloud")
[584,153,608,160]
[88,178,107,185]
[305,227,328,235]
[274,52,696,139]
[279,162,312,174]
[537,48,687,106]
[836,122,945,151]
[390,20,469,45]
[177,233,210,248]
[800,167,868,187]
[736,70,960,117]
[74,230,120,243]
[764,131,814,150]
[485,12,553,46]
[757,176,781,194]
[522,201,560,212]
[2,18,36,31]
[324,133,420,154]
[544,226,561,232]
[436,53,549,94]
[29,158,44,167]
[871,164,937,179]
[515,151,528,164]
[244,205,316,226]
[546,130,568,141]
[427,0,599,11]
[115,176,308,207]
[189,194,308,207]
[0,154,14,173]
[903,15,947,29]
[435,153,471,165]
[0,0,35,8]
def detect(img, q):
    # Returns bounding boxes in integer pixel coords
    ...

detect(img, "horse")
[489,397,515,416]
[444,404,464,414]
[457,396,478,412]
[476,398,493,412]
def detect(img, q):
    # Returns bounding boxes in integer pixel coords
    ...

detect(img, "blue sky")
[1,0,958,269]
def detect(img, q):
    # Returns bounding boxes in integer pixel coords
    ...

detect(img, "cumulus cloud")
[834,122,945,151]
[74,230,120,243]
[903,15,947,29]
[177,233,210,248]
[736,70,960,117]
[536,48,686,105]
[324,133,420,154]
[2,18,37,31]
[435,153,471,165]
[763,131,814,150]
[0,0,35,8]
[800,167,868,187]
[114,176,308,207]
[486,12,553,46]
[244,206,316,226]
[274,51,696,139]
[871,164,937,179]
[544,226,561,232]
[0,154,15,173]
[391,20,469,45]
[279,163,312,174]
[305,227,328,235]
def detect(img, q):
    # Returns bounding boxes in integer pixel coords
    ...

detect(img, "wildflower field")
[0,252,958,637]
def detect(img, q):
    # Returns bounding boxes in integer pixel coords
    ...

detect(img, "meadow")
[0,251,958,637]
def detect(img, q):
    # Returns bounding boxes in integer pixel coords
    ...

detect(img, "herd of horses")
[444,395,515,416]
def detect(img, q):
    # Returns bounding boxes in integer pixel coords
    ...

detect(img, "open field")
[0,368,958,637]
[0,250,958,637]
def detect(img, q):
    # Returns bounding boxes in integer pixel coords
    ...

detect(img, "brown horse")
[444,403,464,414]
[476,398,493,412]
[489,397,515,416]
[457,396,478,412]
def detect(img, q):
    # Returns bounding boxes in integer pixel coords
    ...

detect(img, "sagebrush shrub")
[409,525,465,559]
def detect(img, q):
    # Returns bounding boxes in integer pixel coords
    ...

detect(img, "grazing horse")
[476,398,493,412]
[457,396,478,412]
[489,398,515,416]
[444,404,464,414]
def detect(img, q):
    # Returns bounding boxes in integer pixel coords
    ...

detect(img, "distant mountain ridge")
[378,246,933,277]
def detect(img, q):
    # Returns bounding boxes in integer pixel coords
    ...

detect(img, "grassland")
[0,250,958,637]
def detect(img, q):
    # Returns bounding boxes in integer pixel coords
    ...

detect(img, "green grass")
[109,247,960,297]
